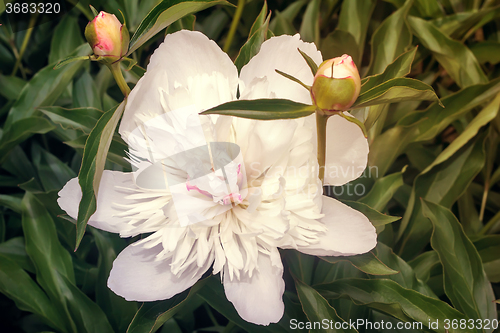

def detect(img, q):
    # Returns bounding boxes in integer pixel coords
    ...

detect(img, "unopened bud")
[85,11,129,63]
[311,54,361,111]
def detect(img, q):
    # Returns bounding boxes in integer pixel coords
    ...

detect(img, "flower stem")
[223,0,245,53]
[11,13,38,77]
[109,62,131,97]
[316,111,329,186]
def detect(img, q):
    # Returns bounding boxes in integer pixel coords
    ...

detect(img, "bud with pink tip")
[310,54,361,111]
[85,11,129,63]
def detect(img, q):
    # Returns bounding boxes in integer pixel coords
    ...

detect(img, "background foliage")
[1,0,500,332]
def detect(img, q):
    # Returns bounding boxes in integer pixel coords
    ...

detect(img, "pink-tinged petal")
[120,30,238,140]
[57,171,144,235]
[297,196,376,256]
[239,34,322,104]
[108,242,210,301]
[223,250,285,325]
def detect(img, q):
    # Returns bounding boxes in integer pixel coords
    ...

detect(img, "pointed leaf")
[316,278,471,333]
[352,77,441,109]
[295,279,358,333]
[127,0,231,55]
[40,106,104,134]
[367,0,413,75]
[408,16,487,88]
[201,99,316,120]
[422,200,497,331]
[320,251,399,276]
[76,102,126,249]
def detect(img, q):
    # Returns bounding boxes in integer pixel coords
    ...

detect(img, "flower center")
[186,163,244,206]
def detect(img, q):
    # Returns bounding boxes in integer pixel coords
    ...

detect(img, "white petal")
[239,34,322,103]
[297,196,377,256]
[120,30,238,139]
[223,250,285,325]
[233,118,300,183]
[57,171,145,234]
[305,114,369,186]
[108,242,210,301]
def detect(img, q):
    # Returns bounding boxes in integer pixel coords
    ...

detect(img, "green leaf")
[234,8,270,72]
[361,47,417,94]
[320,251,399,276]
[352,77,441,109]
[0,237,35,273]
[248,0,268,37]
[0,74,27,100]
[336,0,376,65]
[32,144,76,193]
[269,0,306,36]
[359,167,406,211]
[408,16,488,88]
[53,55,91,70]
[320,30,360,68]
[421,93,500,174]
[299,0,320,45]
[370,78,500,176]
[200,99,316,120]
[397,133,487,259]
[22,192,114,333]
[367,0,413,76]
[73,71,102,110]
[165,14,196,34]
[474,236,500,283]
[408,250,441,282]
[0,254,66,332]
[127,279,206,333]
[375,243,437,298]
[316,278,470,333]
[470,41,500,65]
[76,102,126,249]
[0,194,22,214]
[49,15,85,64]
[275,69,310,90]
[4,44,90,128]
[0,117,55,164]
[340,200,401,228]
[422,200,496,330]
[295,279,358,333]
[92,230,137,333]
[40,106,103,134]
[298,48,318,75]
[127,0,231,55]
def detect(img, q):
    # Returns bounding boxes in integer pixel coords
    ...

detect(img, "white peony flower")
[58,30,376,326]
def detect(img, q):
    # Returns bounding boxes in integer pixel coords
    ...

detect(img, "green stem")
[316,111,329,188]
[223,0,245,53]
[11,14,38,77]
[109,62,131,97]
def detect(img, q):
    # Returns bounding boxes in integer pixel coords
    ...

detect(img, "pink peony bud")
[310,54,361,111]
[85,11,129,62]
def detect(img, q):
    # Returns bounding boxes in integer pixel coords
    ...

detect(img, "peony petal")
[57,170,161,235]
[239,34,322,104]
[234,118,298,182]
[223,250,285,325]
[305,113,369,186]
[120,30,238,139]
[108,242,210,301]
[297,196,376,256]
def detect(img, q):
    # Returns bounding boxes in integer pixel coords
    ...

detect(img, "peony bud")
[310,54,361,111]
[85,11,129,63]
